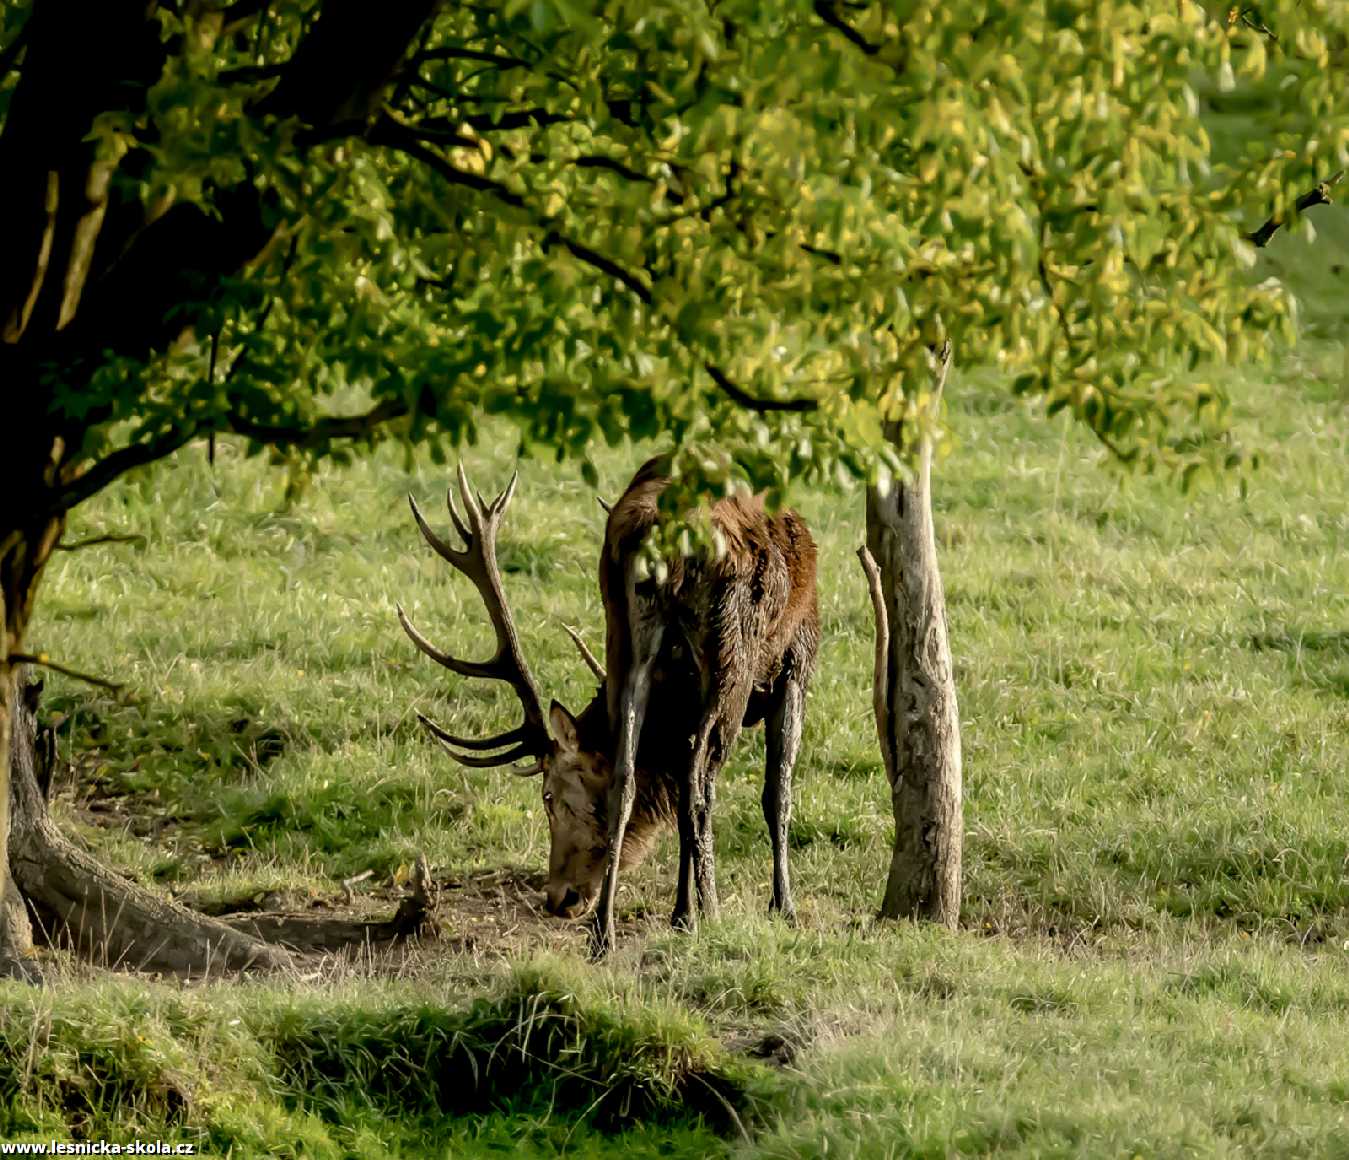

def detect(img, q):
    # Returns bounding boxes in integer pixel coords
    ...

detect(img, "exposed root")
[9,677,289,977]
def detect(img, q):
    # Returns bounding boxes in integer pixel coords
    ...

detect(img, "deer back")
[600,456,819,720]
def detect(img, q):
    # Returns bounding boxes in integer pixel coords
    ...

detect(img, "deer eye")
[542,791,555,807]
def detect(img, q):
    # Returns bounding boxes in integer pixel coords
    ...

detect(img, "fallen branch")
[341,868,375,904]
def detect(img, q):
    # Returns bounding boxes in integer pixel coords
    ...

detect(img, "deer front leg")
[764,674,804,921]
[590,625,662,959]
[696,765,720,920]
[672,754,697,931]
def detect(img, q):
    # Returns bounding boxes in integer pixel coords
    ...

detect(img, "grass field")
[1,208,1346,1155]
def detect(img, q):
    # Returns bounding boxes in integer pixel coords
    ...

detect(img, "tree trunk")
[860,341,963,928]
[1,499,61,982]
[0,672,38,981]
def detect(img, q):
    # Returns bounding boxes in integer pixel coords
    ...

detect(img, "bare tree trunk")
[860,342,963,928]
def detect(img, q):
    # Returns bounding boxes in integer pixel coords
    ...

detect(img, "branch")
[255,0,442,127]
[705,362,819,413]
[377,120,816,418]
[376,118,657,305]
[227,397,410,448]
[373,117,527,207]
[217,61,290,85]
[1246,170,1343,248]
[543,231,654,304]
[56,533,147,552]
[574,154,659,186]
[462,108,571,132]
[9,653,124,692]
[220,0,274,35]
[49,428,200,516]
[413,46,532,70]
[813,0,880,55]
[49,398,407,517]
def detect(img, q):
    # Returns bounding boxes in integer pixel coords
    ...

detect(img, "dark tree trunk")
[860,342,963,928]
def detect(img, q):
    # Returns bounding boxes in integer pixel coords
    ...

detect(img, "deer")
[397,457,819,955]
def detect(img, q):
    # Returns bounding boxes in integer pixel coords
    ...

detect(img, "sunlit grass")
[8,214,1347,1154]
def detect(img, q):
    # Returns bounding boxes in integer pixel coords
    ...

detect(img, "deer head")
[398,466,617,921]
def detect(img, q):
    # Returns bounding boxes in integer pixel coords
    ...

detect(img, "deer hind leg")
[764,671,805,921]
[590,616,663,959]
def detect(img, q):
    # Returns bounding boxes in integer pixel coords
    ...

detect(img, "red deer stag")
[398,458,818,955]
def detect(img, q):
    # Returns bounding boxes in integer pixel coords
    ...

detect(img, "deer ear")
[549,700,580,751]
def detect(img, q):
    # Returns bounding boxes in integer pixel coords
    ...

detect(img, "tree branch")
[813,0,880,55]
[9,653,124,692]
[705,362,820,413]
[1246,170,1344,248]
[49,429,201,516]
[226,397,410,448]
[256,0,443,128]
[413,46,532,70]
[56,533,147,552]
[462,108,572,132]
[49,398,408,517]
[543,232,654,304]
[378,119,815,418]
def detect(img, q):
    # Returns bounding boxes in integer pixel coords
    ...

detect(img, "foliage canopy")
[1,0,1346,512]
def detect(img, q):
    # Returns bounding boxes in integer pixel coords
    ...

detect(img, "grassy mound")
[0,964,763,1154]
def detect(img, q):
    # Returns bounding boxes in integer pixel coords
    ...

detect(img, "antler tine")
[445,483,471,545]
[413,712,526,751]
[493,470,520,517]
[563,624,606,682]
[397,604,495,679]
[416,712,543,774]
[455,462,485,528]
[408,495,462,565]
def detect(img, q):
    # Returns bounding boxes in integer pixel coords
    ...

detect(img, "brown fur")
[544,456,819,940]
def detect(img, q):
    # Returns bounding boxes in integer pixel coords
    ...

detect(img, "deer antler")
[563,624,606,682]
[399,465,551,775]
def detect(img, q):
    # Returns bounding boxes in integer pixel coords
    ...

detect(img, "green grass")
[3,210,1347,1154]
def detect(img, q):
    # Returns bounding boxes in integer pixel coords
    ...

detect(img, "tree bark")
[0,673,38,981]
[1,464,64,980]
[860,341,963,928]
